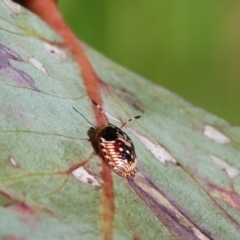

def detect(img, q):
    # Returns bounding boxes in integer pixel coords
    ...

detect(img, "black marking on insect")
[73,100,141,177]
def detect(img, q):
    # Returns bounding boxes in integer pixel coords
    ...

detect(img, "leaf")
[1,1,240,239]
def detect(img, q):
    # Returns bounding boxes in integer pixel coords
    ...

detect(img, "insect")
[73,100,141,177]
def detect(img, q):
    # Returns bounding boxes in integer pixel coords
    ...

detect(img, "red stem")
[22,1,114,239]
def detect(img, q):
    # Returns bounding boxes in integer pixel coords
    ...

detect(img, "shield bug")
[73,100,140,177]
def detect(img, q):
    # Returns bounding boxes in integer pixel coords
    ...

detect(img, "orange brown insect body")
[88,100,140,177]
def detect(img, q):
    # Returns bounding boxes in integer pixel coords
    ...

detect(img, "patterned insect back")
[90,100,140,177]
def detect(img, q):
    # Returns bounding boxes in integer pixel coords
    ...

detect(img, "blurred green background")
[59,0,240,125]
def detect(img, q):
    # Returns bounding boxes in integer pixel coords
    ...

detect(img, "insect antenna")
[72,107,96,128]
[120,115,141,129]
[91,99,109,124]
[91,99,141,128]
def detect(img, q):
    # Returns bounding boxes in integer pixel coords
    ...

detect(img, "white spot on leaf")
[3,0,22,14]
[44,42,68,61]
[203,125,230,144]
[210,155,239,178]
[8,156,20,168]
[29,58,47,74]
[72,167,100,186]
[130,130,177,164]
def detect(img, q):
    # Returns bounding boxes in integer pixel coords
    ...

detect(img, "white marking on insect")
[106,146,115,149]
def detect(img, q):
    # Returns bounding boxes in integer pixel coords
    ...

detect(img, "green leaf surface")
[1,1,240,239]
